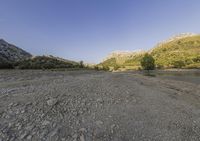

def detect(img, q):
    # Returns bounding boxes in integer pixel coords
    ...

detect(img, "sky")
[0,0,200,63]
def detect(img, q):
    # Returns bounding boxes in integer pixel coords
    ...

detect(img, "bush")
[102,65,109,71]
[113,65,120,70]
[140,54,155,70]
[172,60,185,68]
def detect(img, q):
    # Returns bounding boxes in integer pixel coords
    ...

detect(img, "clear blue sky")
[0,0,200,63]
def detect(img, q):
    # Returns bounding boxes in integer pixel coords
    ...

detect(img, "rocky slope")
[0,39,81,69]
[0,39,32,64]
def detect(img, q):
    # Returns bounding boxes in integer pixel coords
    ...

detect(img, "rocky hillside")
[100,33,200,70]
[0,39,32,62]
[0,39,32,68]
[0,39,83,69]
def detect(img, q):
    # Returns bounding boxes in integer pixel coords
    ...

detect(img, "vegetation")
[100,35,200,70]
[79,61,84,68]
[140,54,155,70]
[151,35,200,69]
[15,56,81,69]
[0,60,14,69]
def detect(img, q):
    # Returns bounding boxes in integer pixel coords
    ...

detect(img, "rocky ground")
[0,70,200,141]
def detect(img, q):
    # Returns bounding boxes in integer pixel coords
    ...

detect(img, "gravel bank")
[0,70,200,141]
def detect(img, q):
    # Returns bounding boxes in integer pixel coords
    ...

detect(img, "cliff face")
[0,39,32,63]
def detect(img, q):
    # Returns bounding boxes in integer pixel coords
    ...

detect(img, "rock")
[21,109,25,114]
[8,102,14,107]
[97,98,103,103]
[27,135,32,140]
[20,131,28,139]
[47,98,57,106]
[79,128,87,133]
[72,133,78,141]
[96,120,103,126]
[80,134,85,141]
[42,120,50,126]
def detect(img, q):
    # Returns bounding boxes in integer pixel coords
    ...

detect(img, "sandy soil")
[0,70,200,141]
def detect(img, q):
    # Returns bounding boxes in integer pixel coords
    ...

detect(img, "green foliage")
[94,66,99,71]
[113,65,120,70]
[151,35,200,68]
[99,58,116,67]
[16,56,80,69]
[100,35,200,70]
[140,54,155,70]
[0,61,14,69]
[172,60,185,68]
[102,65,109,71]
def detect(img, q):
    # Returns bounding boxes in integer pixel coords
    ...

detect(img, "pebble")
[27,135,32,140]
[80,134,85,141]
[20,132,28,139]
[79,128,87,133]
[42,120,50,126]
[96,120,103,126]
[47,98,57,106]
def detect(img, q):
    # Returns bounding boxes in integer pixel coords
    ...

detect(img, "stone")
[47,98,57,106]
[42,120,50,126]
[80,134,85,141]
[27,135,32,140]
[96,120,103,126]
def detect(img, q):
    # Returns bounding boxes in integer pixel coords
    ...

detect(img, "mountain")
[0,39,32,68]
[100,33,200,70]
[0,39,81,69]
[151,34,200,68]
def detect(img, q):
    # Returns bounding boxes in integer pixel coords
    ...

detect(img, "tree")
[140,54,155,71]
[79,61,84,68]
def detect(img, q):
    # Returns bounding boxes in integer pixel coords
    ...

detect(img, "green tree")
[140,54,155,71]
[79,61,84,68]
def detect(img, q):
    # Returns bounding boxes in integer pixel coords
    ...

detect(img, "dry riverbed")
[0,70,200,141]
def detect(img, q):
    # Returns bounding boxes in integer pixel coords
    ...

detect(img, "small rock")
[97,98,103,103]
[42,120,50,126]
[21,109,25,114]
[47,98,57,106]
[80,134,85,141]
[27,135,32,140]
[79,128,87,133]
[96,120,103,126]
[8,102,14,107]
[20,132,28,139]
[72,133,78,141]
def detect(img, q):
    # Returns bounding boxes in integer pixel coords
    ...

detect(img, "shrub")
[172,60,185,68]
[113,65,120,70]
[140,54,155,71]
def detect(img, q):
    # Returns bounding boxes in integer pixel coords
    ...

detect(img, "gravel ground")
[0,70,200,141]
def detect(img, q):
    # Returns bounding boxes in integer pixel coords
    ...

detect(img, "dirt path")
[0,70,200,141]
